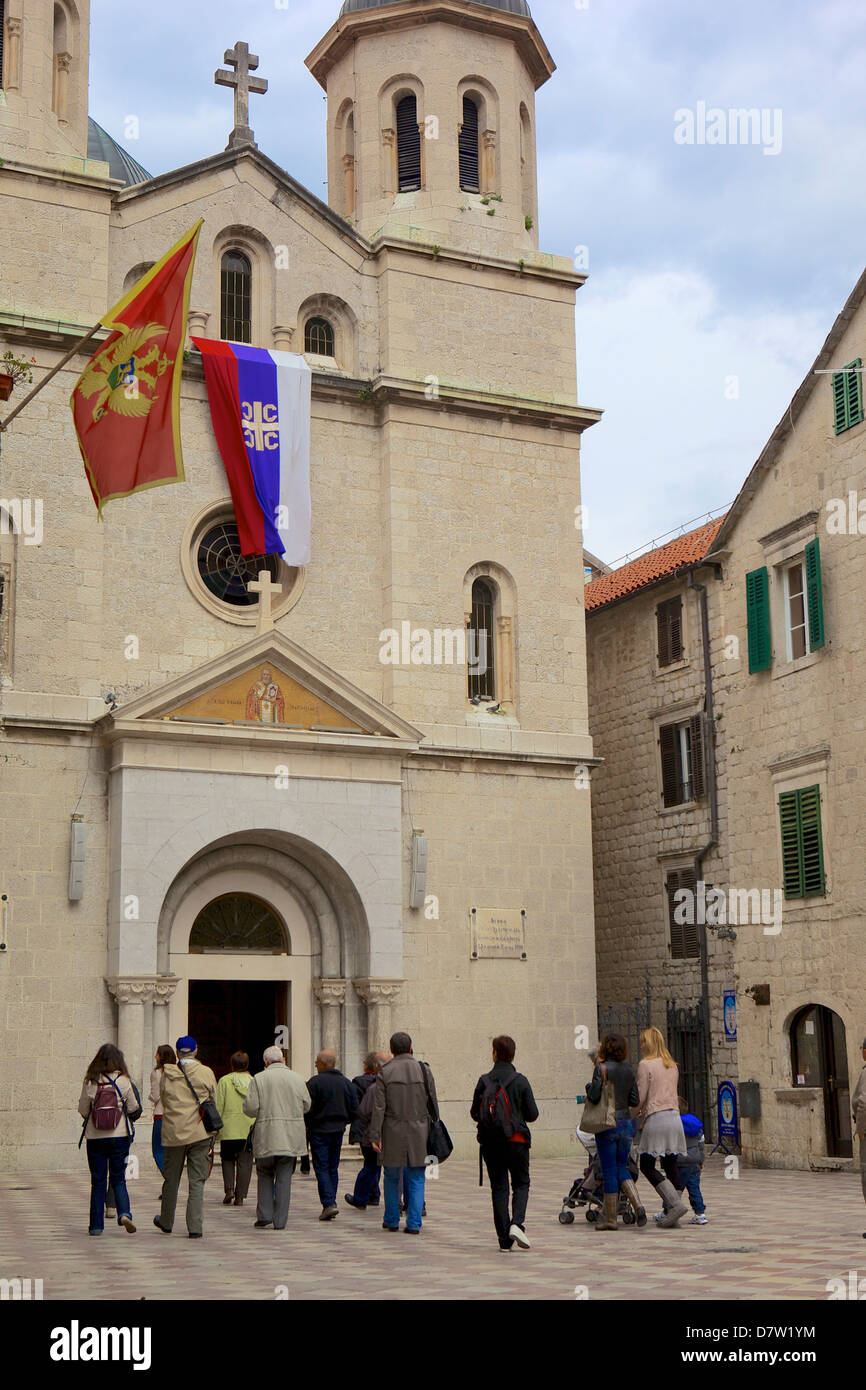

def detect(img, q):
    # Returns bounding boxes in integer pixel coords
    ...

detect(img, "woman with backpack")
[78,1043,140,1236]
[149,1044,176,1175]
[584,1032,645,1232]
[635,1027,689,1229]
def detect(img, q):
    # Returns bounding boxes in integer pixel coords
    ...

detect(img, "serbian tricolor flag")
[71,221,202,515]
[193,340,312,564]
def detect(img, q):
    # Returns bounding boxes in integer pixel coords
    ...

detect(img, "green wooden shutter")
[779,786,826,899]
[798,785,826,896]
[779,790,803,897]
[832,358,863,434]
[659,724,679,807]
[804,538,825,650]
[746,566,771,672]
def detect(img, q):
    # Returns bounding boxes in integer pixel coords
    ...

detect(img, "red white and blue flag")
[193,339,311,563]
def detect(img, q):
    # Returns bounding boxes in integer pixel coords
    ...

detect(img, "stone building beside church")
[585,271,866,1172]
[0,0,600,1166]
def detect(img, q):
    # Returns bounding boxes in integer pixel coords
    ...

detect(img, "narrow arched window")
[396,94,421,191]
[220,250,252,344]
[469,578,496,701]
[305,317,335,358]
[0,1,7,88]
[459,96,480,193]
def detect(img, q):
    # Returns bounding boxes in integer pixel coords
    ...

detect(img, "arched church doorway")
[187,893,290,1075]
[790,1004,853,1158]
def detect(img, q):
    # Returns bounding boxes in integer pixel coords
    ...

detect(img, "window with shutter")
[396,94,422,191]
[659,724,680,807]
[656,596,684,667]
[667,867,699,960]
[659,719,703,806]
[779,786,826,899]
[746,566,771,672]
[459,96,480,192]
[803,538,825,650]
[832,358,863,435]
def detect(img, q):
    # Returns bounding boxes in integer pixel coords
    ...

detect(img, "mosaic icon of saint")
[245,665,286,724]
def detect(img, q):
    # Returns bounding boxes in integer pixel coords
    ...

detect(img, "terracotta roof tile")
[584,516,726,613]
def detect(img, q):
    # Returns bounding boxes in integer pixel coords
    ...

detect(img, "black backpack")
[477,1073,516,1142]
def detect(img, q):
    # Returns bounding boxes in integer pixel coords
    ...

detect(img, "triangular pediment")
[110,630,422,743]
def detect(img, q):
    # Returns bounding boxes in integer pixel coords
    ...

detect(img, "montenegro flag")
[71,221,202,515]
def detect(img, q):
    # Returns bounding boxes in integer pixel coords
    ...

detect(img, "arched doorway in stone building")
[790,1004,853,1159]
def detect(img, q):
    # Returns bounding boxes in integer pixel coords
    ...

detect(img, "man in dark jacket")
[305,1050,358,1221]
[345,1051,389,1211]
[470,1035,539,1252]
[370,1032,437,1234]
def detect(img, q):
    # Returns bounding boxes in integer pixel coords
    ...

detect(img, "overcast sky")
[90,0,866,564]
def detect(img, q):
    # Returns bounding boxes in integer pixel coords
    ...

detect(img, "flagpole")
[0,321,104,433]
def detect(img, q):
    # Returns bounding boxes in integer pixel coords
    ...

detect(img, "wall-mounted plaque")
[470,908,527,960]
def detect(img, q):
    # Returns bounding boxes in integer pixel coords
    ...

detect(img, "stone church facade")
[0,0,599,1167]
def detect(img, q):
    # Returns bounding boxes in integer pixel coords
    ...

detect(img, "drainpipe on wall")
[687,568,720,1116]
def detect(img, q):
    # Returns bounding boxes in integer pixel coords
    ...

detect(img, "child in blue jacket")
[677,1097,707,1224]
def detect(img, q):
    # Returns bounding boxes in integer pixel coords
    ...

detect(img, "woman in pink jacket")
[636,1027,688,1229]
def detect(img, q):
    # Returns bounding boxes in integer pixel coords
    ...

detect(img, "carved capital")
[187,308,210,337]
[272,323,294,350]
[106,975,179,1005]
[56,51,72,73]
[381,127,395,147]
[353,978,404,1007]
[8,17,22,37]
[313,978,347,1008]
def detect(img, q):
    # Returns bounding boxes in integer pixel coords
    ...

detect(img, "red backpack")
[91,1075,124,1131]
[477,1074,516,1141]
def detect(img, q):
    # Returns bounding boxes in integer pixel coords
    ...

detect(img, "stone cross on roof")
[215,41,268,151]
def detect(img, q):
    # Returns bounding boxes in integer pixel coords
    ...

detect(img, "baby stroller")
[558,1127,640,1225]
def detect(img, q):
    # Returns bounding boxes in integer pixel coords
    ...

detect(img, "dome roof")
[339,0,531,16]
[87,118,152,187]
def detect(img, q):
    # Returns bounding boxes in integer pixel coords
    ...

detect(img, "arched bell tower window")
[0,1,7,89]
[396,93,421,191]
[459,96,480,193]
[304,316,335,358]
[189,894,288,954]
[220,250,252,344]
[469,577,496,701]
[52,3,73,123]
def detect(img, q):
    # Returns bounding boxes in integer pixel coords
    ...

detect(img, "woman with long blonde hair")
[636,1027,688,1228]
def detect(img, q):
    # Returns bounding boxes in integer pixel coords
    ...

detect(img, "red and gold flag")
[71,220,202,515]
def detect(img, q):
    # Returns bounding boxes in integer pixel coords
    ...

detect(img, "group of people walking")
[76,1024,866,1245]
[584,1026,706,1232]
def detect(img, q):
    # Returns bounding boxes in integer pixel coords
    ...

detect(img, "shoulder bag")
[420,1061,453,1164]
[179,1063,223,1135]
[580,1064,618,1134]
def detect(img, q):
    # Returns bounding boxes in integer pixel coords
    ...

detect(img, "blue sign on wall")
[723,990,737,1041]
[717,1081,739,1147]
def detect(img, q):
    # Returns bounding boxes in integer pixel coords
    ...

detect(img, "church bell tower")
[0,0,91,168]
[306,0,555,258]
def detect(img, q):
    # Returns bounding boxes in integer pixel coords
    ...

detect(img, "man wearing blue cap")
[154,1037,217,1239]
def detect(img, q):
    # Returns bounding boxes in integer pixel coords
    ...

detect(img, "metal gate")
[597,978,652,1066]
[666,999,709,1129]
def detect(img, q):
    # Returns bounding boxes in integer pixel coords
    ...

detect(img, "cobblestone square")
[2,1154,864,1302]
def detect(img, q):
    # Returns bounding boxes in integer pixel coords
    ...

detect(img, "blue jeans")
[352,1145,381,1205]
[595,1117,634,1195]
[384,1165,425,1231]
[680,1164,705,1214]
[86,1137,132,1232]
[309,1131,344,1209]
[151,1116,165,1174]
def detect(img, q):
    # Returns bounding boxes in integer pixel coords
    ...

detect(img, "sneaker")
[153,1217,171,1234]
[119,1215,136,1234]
[509,1223,531,1249]
[688,1214,708,1225]
[653,1212,664,1224]
[344,1195,366,1210]
[319,1206,339,1221]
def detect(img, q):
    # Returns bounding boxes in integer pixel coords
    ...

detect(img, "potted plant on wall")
[0,351,35,402]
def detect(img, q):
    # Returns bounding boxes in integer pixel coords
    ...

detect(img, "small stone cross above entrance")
[248,569,282,635]
[215,41,269,150]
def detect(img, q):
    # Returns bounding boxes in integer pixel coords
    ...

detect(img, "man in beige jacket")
[244,1045,311,1230]
[155,1035,217,1239]
[854,1034,866,1236]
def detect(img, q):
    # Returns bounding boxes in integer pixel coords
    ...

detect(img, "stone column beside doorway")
[313,979,347,1058]
[353,979,404,1053]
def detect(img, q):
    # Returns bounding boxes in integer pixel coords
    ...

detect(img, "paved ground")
[1,1153,864,1301]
